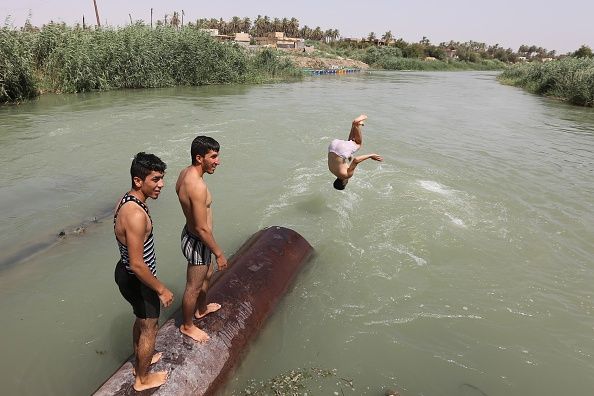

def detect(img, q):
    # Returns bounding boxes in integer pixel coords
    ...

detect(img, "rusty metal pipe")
[94,226,314,396]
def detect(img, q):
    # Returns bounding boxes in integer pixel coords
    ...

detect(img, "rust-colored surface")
[94,226,314,396]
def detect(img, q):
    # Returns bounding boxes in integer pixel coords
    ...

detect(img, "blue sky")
[2,0,592,54]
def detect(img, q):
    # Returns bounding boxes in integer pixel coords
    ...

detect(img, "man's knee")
[137,318,158,334]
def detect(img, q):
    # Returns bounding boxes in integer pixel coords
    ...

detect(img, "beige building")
[254,32,305,49]
[234,32,251,46]
[199,28,219,36]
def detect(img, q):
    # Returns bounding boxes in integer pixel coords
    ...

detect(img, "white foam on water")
[364,312,483,326]
[346,242,365,257]
[445,212,467,228]
[261,164,328,228]
[327,188,362,231]
[414,179,494,234]
[371,238,427,267]
[417,179,454,196]
[506,307,534,317]
[432,355,485,373]
[378,183,394,197]
[48,127,71,137]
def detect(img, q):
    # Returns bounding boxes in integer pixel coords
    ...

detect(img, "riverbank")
[286,52,369,70]
[0,24,303,104]
[498,57,594,107]
[300,42,508,72]
[2,22,514,105]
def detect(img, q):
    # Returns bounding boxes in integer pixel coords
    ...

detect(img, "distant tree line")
[151,13,340,42]
[3,12,592,104]
[18,12,592,64]
[154,13,591,63]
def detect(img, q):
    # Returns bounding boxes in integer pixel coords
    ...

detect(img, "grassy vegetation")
[310,42,507,71]
[498,57,594,106]
[0,23,302,104]
[0,27,38,102]
[371,56,506,71]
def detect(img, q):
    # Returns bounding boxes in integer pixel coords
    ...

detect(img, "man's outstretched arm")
[346,153,383,179]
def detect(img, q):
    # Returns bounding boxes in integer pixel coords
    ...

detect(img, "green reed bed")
[1,23,302,104]
[373,57,505,71]
[312,43,506,72]
[499,57,594,106]
[0,27,38,103]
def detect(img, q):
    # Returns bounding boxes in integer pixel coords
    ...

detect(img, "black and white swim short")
[181,225,212,266]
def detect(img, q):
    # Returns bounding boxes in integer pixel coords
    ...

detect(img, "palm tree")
[251,15,262,36]
[207,18,218,29]
[289,17,299,37]
[299,25,311,39]
[263,15,271,34]
[195,18,208,29]
[218,18,226,34]
[241,17,251,33]
[382,30,393,44]
[312,26,323,41]
[334,29,341,41]
[272,17,282,33]
[170,11,180,29]
[230,16,241,34]
[281,18,289,35]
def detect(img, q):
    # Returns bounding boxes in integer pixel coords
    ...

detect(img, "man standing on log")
[176,136,228,342]
[114,152,174,391]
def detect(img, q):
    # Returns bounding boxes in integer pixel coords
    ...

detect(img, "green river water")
[0,71,593,395]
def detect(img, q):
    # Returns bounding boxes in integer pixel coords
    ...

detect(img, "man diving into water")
[328,114,383,190]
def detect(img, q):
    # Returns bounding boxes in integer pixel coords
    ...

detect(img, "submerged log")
[94,226,314,396]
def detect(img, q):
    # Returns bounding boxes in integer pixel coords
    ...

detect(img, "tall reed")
[499,58,594,106]
[1,23,302,103]
[0,27,38,103]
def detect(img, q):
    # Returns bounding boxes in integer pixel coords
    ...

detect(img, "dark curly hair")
[130,152,166,181]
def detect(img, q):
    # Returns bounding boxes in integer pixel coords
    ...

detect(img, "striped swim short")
[181,225,212,266]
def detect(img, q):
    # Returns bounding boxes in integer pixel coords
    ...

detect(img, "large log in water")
[94,226,314,396]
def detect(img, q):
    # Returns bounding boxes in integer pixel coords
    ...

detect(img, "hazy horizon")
[2,0,593,54]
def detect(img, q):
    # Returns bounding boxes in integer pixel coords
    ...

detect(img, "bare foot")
[354,114,368,125]
[133,370,168,391]
[180,324,210,343]
[195,302,221,319]
[133,352,163,376]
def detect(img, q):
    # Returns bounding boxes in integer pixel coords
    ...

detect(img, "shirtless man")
[176,136,228,342]
[328,114,383,190]
[114,152,174,391]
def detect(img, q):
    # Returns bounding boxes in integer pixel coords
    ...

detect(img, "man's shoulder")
[178,167,202,185]
[118,201,149,227]
[179,171,207,197]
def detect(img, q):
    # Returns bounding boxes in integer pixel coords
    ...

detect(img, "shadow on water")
[293,193,327,215]
[459,383,489,396]
[0,205,114,271]
[541,98,594,135]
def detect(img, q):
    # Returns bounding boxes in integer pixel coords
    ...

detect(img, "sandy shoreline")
[286,53,369,70]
